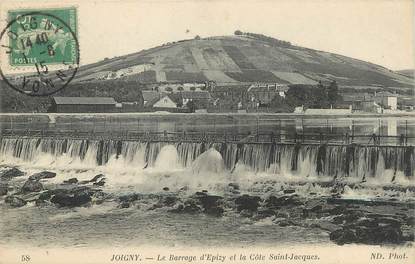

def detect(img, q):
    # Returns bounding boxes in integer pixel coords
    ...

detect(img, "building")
[294,105,304,113]
[343,92,395,113]
[352,100,383,113]
[381,96,398,110]
[373,91,398,110]
[247,83,289,106]
[142,90,161,107]
[342,93,374,104]
[50,97,117,113]
[154,82,207,93]
[399,97,415,111]
[120,101,141,112]
[151,95,178,109]
[141,89,212,109]
[139,90,196,112]
[179,91,211,107]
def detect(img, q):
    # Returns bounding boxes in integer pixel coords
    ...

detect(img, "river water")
[2,114,415,138]
[0,114,414,248]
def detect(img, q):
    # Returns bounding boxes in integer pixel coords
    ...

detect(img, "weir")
[0,131,414,181]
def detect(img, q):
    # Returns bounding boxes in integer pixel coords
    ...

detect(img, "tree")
[165,87,173,93]
[327,80,342,105]
[137,89,144,107]
[284,84,329,109]
[234,30,243,36]
[177,86,184,91]
[207,80,216,91]
[186,100,197,112]
[269,94,292,112]
[189,86,196,91]
[194,35,201,40]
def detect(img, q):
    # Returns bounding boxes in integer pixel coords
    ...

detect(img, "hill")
[1,33,414,112]
[397,69,414,79]
[71,34,413,91]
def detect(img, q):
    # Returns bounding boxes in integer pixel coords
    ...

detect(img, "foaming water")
[0,137,414,196]
[154,145,181,170]
[191,148,225,174]
[48,202,119,222]
[0,137,414,248]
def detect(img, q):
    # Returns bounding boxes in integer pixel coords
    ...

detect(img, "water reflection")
[1,115,414,142]
[373,119,382,134]
[388,119,397,136]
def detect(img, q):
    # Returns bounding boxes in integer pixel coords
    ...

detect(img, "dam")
[1,129,413,182]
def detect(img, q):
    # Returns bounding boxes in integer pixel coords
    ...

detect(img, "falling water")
[154,145,181,170]
[0,137,413,185]
[191,148,226,174]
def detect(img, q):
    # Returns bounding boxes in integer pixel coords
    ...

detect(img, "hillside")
[397,69,414,79]
[71,35,413,92]
[1,34,414,112]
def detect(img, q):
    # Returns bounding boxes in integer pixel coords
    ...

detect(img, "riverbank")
[1,111,415,119]
[0,112,414,128]
[1,166,414,247]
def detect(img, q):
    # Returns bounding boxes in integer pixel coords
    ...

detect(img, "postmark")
[0,7,79,96]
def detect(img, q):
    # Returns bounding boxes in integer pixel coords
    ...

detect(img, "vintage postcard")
[0,0,414,263]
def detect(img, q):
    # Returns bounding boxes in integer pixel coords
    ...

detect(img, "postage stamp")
[7,7,78,66]
[0,7,80,96]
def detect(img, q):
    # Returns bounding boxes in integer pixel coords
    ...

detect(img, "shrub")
[234,30,243,35]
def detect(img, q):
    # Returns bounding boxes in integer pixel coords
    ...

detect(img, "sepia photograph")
[0,0,414,263]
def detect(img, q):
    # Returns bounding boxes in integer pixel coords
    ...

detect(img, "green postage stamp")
[7,7,78,66]
[0,6,79,95]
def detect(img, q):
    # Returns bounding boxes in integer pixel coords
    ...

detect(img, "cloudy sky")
[1,0,414,70]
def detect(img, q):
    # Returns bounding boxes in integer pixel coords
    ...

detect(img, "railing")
[1,128,413,146]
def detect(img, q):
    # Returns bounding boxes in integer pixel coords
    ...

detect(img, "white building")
[294,105,304,113]
[376,92,398,111]
[152,95,178,108]
[384,96,398,110]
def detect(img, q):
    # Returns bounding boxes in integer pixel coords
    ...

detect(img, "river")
[0,114,414,248]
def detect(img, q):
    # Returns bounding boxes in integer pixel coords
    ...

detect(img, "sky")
[1,0,414,70]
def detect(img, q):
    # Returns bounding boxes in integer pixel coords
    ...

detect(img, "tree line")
[234,30,292,48]
[270,81,343,111]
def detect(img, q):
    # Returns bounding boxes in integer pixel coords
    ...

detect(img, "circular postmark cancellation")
[0,8,79,96]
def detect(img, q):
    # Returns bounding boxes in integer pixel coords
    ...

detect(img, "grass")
[165,71,208,82]
[222,46,256,69]
[225,70,288,83]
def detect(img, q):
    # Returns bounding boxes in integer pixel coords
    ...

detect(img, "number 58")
[21,255,31,262]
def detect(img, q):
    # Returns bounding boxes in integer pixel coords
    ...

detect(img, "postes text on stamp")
[0,7,80,96]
